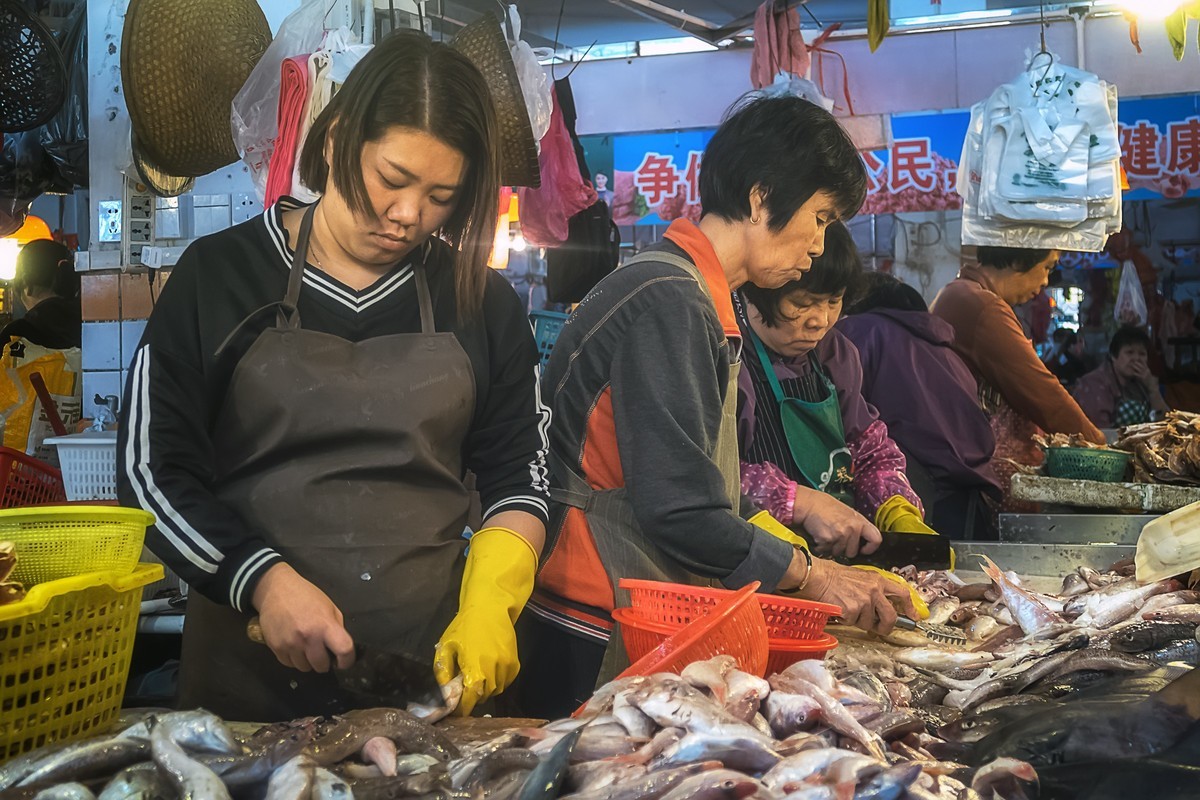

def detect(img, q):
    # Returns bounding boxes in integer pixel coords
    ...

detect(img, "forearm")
[481,510,546,557]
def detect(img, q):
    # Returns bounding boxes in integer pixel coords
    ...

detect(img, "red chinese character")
[861,151,886,194]
[682,151,703,206]
[633,153,682,207]
[1119,121,1163,179]
[889,139,936,193]
[943,166,958,193]
[1166,117,1200,174]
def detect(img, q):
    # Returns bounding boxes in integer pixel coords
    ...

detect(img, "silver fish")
[567,761,647,793]
[680,656,737,704]
[613,691,657,739]
[770,676,886,760]
[16,738,149,789]
[927,596,961,625]
[657,769,763,800]
[652,729,781,773]
[980,556,1063,636]
[563,762,718,800]
[763,691,822,738]
[97,766,174,800]
[761,748,877,793]
[1144,603,1200,623]
[33,784,96,800]
[407,673,463,724]
[1074,581,1177,629]
[724,670,771,723]
[120,710,241,755]
[630,678,765,740]
[151,719,231,800]
[893,648,994,672]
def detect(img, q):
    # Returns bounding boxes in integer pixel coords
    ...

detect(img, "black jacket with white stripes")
[117,199,550,612]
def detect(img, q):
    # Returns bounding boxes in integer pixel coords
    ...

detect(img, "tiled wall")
[79,269,170,417]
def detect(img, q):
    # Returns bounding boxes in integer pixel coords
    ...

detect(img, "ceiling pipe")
[601,0,721,39]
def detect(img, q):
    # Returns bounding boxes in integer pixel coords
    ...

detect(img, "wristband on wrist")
[779,545,813,595]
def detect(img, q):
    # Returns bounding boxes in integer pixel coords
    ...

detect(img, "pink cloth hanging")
[750,1,810,89]
[264,55,311,207]
[517,86,596,248]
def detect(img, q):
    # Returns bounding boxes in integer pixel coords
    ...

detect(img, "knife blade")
[246,616,446,709]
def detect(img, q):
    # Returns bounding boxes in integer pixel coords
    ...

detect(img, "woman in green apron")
[117,31,548,721]
[738,223,951,570]
[1073,325,1170,429]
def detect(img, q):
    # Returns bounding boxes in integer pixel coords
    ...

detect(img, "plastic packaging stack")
[958,52,1123,253]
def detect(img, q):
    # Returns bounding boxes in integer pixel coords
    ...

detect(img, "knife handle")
[246,616,265,644]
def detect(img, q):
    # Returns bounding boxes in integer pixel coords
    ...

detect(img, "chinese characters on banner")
[608,94,1200,226]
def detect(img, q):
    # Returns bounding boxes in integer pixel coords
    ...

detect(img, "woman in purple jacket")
[737,223,952,568]
[837,272,1001,539]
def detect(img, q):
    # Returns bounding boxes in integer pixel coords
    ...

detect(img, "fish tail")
[979,556,1004,583]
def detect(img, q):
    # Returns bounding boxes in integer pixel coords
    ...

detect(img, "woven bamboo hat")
[0,0,66,133]
[121,0,271,177]
[132,134,195,198]
[452,14,540,188]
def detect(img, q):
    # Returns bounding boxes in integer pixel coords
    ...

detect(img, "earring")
[751,215,761,225]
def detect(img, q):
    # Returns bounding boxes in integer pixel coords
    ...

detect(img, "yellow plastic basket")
[0,563,163,761]
[0,506,154,586]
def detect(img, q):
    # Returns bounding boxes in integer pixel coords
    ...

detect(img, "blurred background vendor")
[1073,325,1170,428]
[838,272,1001,540]
[1,239,81,350]
[737,222,950,568]
[932,246,1103,511]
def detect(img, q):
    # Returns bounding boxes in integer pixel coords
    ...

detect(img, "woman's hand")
[252,563,355,673]
[793,486,882,558]
[796,558,918,634]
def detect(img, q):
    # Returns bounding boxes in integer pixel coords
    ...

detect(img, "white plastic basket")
[44,431,118,501]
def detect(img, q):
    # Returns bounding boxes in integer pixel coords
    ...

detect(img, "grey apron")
[548,251,743,686]
[178,206,475,721]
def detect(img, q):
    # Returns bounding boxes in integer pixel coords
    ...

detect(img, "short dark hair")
[844,270,928,315]
[299,30,500,317]
[1110,325,1151,357]
[1051,327,1078,346]
[14,239,73,298]
[700,95,867,229]
[741,221,861,327]
[976,246,1058,273]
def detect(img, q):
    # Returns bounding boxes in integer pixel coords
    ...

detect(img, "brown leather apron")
[548,251,743,686]
[178,206,475,721]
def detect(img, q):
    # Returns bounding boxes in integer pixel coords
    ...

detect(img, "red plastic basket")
[0,447,66,509]
[765,632,839,675]
[614,582,769,680]
[620,578,841,642]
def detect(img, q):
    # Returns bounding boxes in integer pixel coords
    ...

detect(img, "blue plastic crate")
[530,310,569,367]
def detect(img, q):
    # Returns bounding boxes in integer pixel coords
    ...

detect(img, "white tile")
[121,320,148,370]
[82,371,122,413]
[81,322,121,371]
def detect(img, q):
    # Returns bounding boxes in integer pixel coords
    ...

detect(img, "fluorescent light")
[638,37,717,56]
[0,239,19,281]
[1125,0,1185,19]
[510,234,527,252]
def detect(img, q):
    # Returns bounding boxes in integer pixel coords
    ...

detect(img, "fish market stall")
[3,555,1200,800]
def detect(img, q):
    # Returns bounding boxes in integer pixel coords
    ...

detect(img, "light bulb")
[0,239,19,282]
[510,235,527,252]
[1127,0,1185,19]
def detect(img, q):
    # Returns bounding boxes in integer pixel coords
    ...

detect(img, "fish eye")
[961,720,975,729]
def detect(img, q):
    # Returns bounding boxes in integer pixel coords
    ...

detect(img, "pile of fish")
[1115,411,1200,485]
[827,558,1200,772]
[0,660,1038,800]
[1031,434,1107,452]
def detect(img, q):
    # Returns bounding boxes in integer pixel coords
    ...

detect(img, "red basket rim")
[618,578,843,617]
[613,606,835,649]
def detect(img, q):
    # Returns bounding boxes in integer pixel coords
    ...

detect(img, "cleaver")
[246,616,445,709]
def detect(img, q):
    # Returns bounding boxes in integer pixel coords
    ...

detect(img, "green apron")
[747,326,855,505]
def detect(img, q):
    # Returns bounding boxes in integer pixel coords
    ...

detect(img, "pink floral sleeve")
[740,460,798,525]
[849,419,924,520]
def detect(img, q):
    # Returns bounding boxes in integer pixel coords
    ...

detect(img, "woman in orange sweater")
[931,247,1103,510]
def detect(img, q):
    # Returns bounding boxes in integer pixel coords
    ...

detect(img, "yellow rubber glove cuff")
[852,564,929,619]
[749,510,810,550]
[434,526,537,716]
[875,495,938,536]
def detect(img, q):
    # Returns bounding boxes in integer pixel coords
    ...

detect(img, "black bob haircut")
[845,270,928,315]
[700,95,868,228]
[976,246,1058,273]
[1109,325,1152,357]
[741,221,861,328]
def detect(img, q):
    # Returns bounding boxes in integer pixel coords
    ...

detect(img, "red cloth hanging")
[264,55,311,207]
[750,1,810,89]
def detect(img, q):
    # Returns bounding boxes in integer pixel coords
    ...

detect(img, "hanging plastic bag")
[39,2,88,187]
[505,6,552,145]
[517,87,596,247]
[1115,260,1148,327]
[231,0,327,199]
[0,342,81,462]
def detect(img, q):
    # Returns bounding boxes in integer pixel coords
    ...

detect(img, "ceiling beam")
[708,0,811,43]
[601,0,722,40]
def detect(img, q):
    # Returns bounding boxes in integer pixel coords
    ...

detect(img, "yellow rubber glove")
[749,510,810,550]
[852,564,929,620]
[875,495,937,536]
[434,526,537,716]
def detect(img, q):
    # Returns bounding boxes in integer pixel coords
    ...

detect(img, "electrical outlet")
[129,195,153,218]
[130,220,152,242]
[232,192,262,225]
[98,201,122,243]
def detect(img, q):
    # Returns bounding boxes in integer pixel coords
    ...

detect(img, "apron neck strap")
[279,205,317,327]
[413,261,435,335]
[748,326,790,404]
